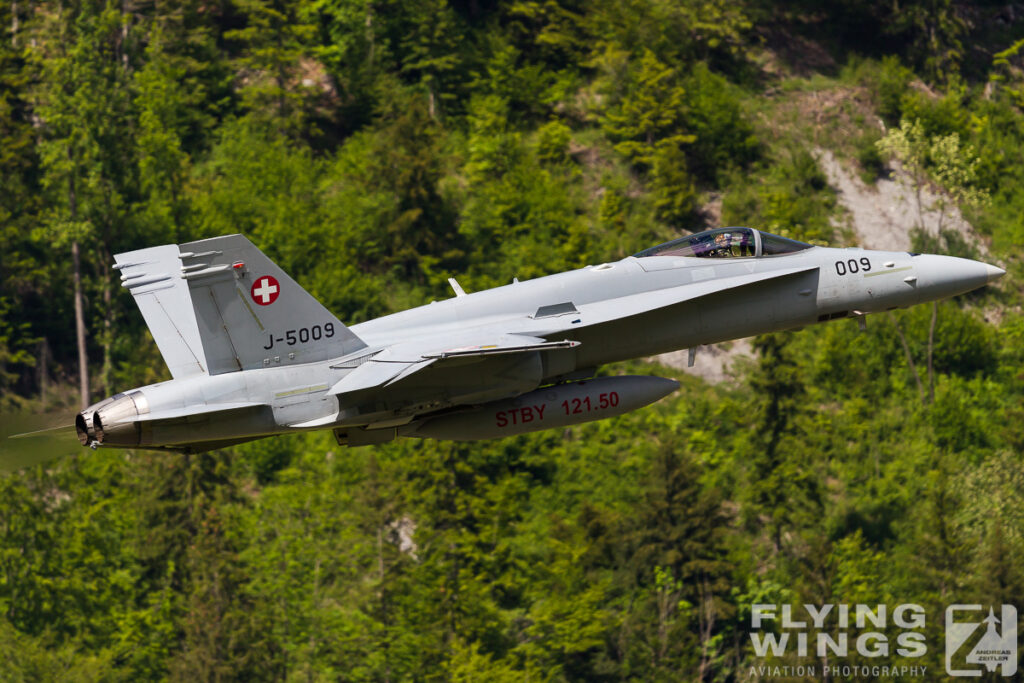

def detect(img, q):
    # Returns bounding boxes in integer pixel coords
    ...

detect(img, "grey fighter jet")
[74,228,1004,452]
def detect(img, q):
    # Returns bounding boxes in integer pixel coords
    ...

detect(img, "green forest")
[1,0,1023,680]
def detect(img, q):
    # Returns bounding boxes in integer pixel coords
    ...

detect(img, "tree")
[601,49,697,226]
[131,19,208,240]
[393,0,467,119]
[877,119,990,403]
[226,0,318,137]
[620,444,734,681]
[590,0,752,69]
[602,49,693,169]
[32,2,141,404]
[876,118,989,235]
[305,0,382,134]
[0,2,43,398]
[885,0,966,83]
[744,333,816,551]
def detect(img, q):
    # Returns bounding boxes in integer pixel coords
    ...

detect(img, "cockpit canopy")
[634,227,812,259]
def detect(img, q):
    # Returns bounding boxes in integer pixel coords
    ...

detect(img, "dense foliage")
[1,0,1022,680]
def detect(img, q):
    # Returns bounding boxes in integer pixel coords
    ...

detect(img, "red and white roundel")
[250,275,280,306]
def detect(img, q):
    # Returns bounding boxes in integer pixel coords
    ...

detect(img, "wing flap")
[327,354,429,397]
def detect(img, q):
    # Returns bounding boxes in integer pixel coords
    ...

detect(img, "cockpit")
[633,227,812,259]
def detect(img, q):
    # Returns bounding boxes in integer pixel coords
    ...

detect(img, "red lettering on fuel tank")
[496,411,508,428]
[521,407,533,423]
[536,404,546,420]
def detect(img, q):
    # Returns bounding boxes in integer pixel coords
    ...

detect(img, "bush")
[898,89,968,137]
[536,120,572,165]
[870,56,914,125]
[855,132,886,182]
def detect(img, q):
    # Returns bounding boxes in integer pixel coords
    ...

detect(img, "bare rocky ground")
[652,147,986,383]
[655,338,755,384]
[815,147,985,254]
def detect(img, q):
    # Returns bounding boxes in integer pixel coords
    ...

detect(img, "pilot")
[713,231,733,257]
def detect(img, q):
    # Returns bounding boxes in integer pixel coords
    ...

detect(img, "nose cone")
[985,263,1006,283]
[912,255,1003,303]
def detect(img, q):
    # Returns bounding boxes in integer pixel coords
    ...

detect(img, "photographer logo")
[946,604,1017,677]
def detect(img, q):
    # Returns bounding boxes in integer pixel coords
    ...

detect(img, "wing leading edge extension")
[526,264,821,336]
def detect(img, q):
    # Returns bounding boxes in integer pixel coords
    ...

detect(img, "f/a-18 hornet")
[75,229,1004,452]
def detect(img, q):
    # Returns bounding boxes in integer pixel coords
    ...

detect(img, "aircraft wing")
[327,336,579,399]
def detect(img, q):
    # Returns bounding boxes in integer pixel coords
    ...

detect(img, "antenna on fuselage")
[448,278,467,297]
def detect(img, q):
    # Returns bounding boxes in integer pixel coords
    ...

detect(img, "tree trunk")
[889,312,924,405]
[102,264,112,394]
[927,301,937,404]
[656,580,670,665]
[72,239,89,409]
[365,5,375,66]
[914,181,924,232]
[69,148,89,408]
[37,338,48,407]
[307,556,320,683]
[377,525,391,683]
[120,0,130,71]
[697,579,716,683]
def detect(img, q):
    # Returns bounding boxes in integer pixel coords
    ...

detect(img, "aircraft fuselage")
[74,232,1004,452]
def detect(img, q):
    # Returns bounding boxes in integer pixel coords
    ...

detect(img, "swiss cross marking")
[251,276,280,305]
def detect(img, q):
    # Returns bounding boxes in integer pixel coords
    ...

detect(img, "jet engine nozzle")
[78,391,149,447]
[76,394,121,445]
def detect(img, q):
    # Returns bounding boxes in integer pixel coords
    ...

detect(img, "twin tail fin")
[114,234,366,377]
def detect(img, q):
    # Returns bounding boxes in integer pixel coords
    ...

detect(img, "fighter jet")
[74,228,1004,452]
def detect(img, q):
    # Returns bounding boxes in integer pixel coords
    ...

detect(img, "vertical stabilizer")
[180,234,366,374]
[116,234,367,376]
[115,245,207,378]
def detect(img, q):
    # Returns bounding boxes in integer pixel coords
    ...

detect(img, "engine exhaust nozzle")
[77,391,149,447]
